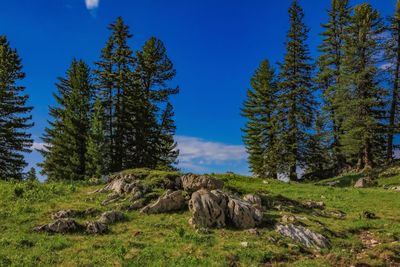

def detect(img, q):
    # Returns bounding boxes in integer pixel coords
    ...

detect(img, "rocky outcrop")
[275,224,331,249]
[189,189,227,228]
[243,194,262,210]
[51,208,99,219]
[98,210,125,224]
[128,199,146,210]
[141,190,186,214]
[188,189,263,229]
[86,221,108,234]
[34,219,82,234]
[354,177,376,188]
[180,174,224,193]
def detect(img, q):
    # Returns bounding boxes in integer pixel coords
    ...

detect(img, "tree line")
[242,0,400,180]
[0,17,179,181]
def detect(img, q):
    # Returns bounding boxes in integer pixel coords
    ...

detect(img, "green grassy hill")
[1,169,400,266]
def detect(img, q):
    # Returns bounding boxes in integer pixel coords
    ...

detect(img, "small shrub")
[14,186,24,198]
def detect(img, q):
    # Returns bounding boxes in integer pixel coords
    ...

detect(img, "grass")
[0,169,399,266]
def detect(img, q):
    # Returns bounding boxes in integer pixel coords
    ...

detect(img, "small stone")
[275,224,331,249]
[86,221,108,234]
[240,241,248,247]
[98,210,125,224]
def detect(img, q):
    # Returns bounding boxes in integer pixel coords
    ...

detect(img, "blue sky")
[0,0,396,176]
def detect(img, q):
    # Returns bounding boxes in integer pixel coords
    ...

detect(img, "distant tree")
[26,167,38,181]
[0,35,33,180]
[241,60,280,178]
[316,0,351,171]
[85,97,105,178]
[385,0,400,163]
[338,3,386,170]
[278,0,316,180]
[40,60,92,181]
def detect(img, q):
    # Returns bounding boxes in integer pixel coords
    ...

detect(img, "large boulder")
[98,210,125,225]
[188,189,228,229]
[141,190,186,214]
[34,219,81,234]
[180,174,224,193]
[188,189,263,229]
[227,197,263,229]
[275,224,331,249]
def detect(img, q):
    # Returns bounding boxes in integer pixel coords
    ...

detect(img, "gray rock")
[51,208,100,219]
[227,197,263,229]
[303,201,325,209]
[354,177,376,188]
[275,224,331,249]
[243,194,263,210]
[86,221,108,234]
[141,190,186,214]
[129,199,146,210]
[188,189,263,229]
[34,219,81,234]
[180,174,224,193]
[98,210,125,224]
[188,189,227,229]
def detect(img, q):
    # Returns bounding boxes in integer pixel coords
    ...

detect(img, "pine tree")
[386,0,400,163]
[156,102,179,169]
[339,3,386,170]
[85,97,105,178]
[26,167,38,181]
[0,35,33,180]
[134,37,179,168]
[95,16,135,173]
[40,60,92,181]
[316,0,351,171]
[241,60,280,178]
[278,0,316,180]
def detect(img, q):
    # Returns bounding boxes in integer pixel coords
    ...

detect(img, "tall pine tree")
[241,60,280,178]
[0,36,33,180]
[338,3,386,170]
[40,60,92,181]
[386,0,400,163]
[317,0,351,171]
[278,0,316,180]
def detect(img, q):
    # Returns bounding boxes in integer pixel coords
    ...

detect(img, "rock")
[245,228,260,235]
[34,219,81,234]
[86,221,108,234]
[141,190,186,214]
[243,194,263,210]
[304,201,325,209]
[390,186,400,192]
[180,174,224,193]
[131,187,143,201]
[324,210,346,219]
[128,199,146,210]
[188,189,227,229]
[98,211,125,224]
[275,224,331,249]
[240,241,248,247]
[188,189,262,229]
[281,214,297,223]
[354,177,376,188]
[101,192,122,206]
[51,208,100,219]
[227,197,263,229]
[362,211,376,219]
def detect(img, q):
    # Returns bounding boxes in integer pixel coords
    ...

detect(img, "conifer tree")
[95,16,135,173]
[85,97,105,178]
[40,60,92,181]
[386,0,400,163]
[278,0,316,180]
[317,0,351,171]
[339,3,386,170]
[0,36,33,180]
[134,37,179,168]
[241,60,280,178]
[156,103,179,169]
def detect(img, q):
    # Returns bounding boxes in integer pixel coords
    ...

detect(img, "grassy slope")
[0,170,399,266]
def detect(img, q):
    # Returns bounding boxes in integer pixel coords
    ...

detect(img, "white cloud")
[380,62,394,70]
[175,136,247,171]
[85,0,100,10]
[31,142,46,151]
